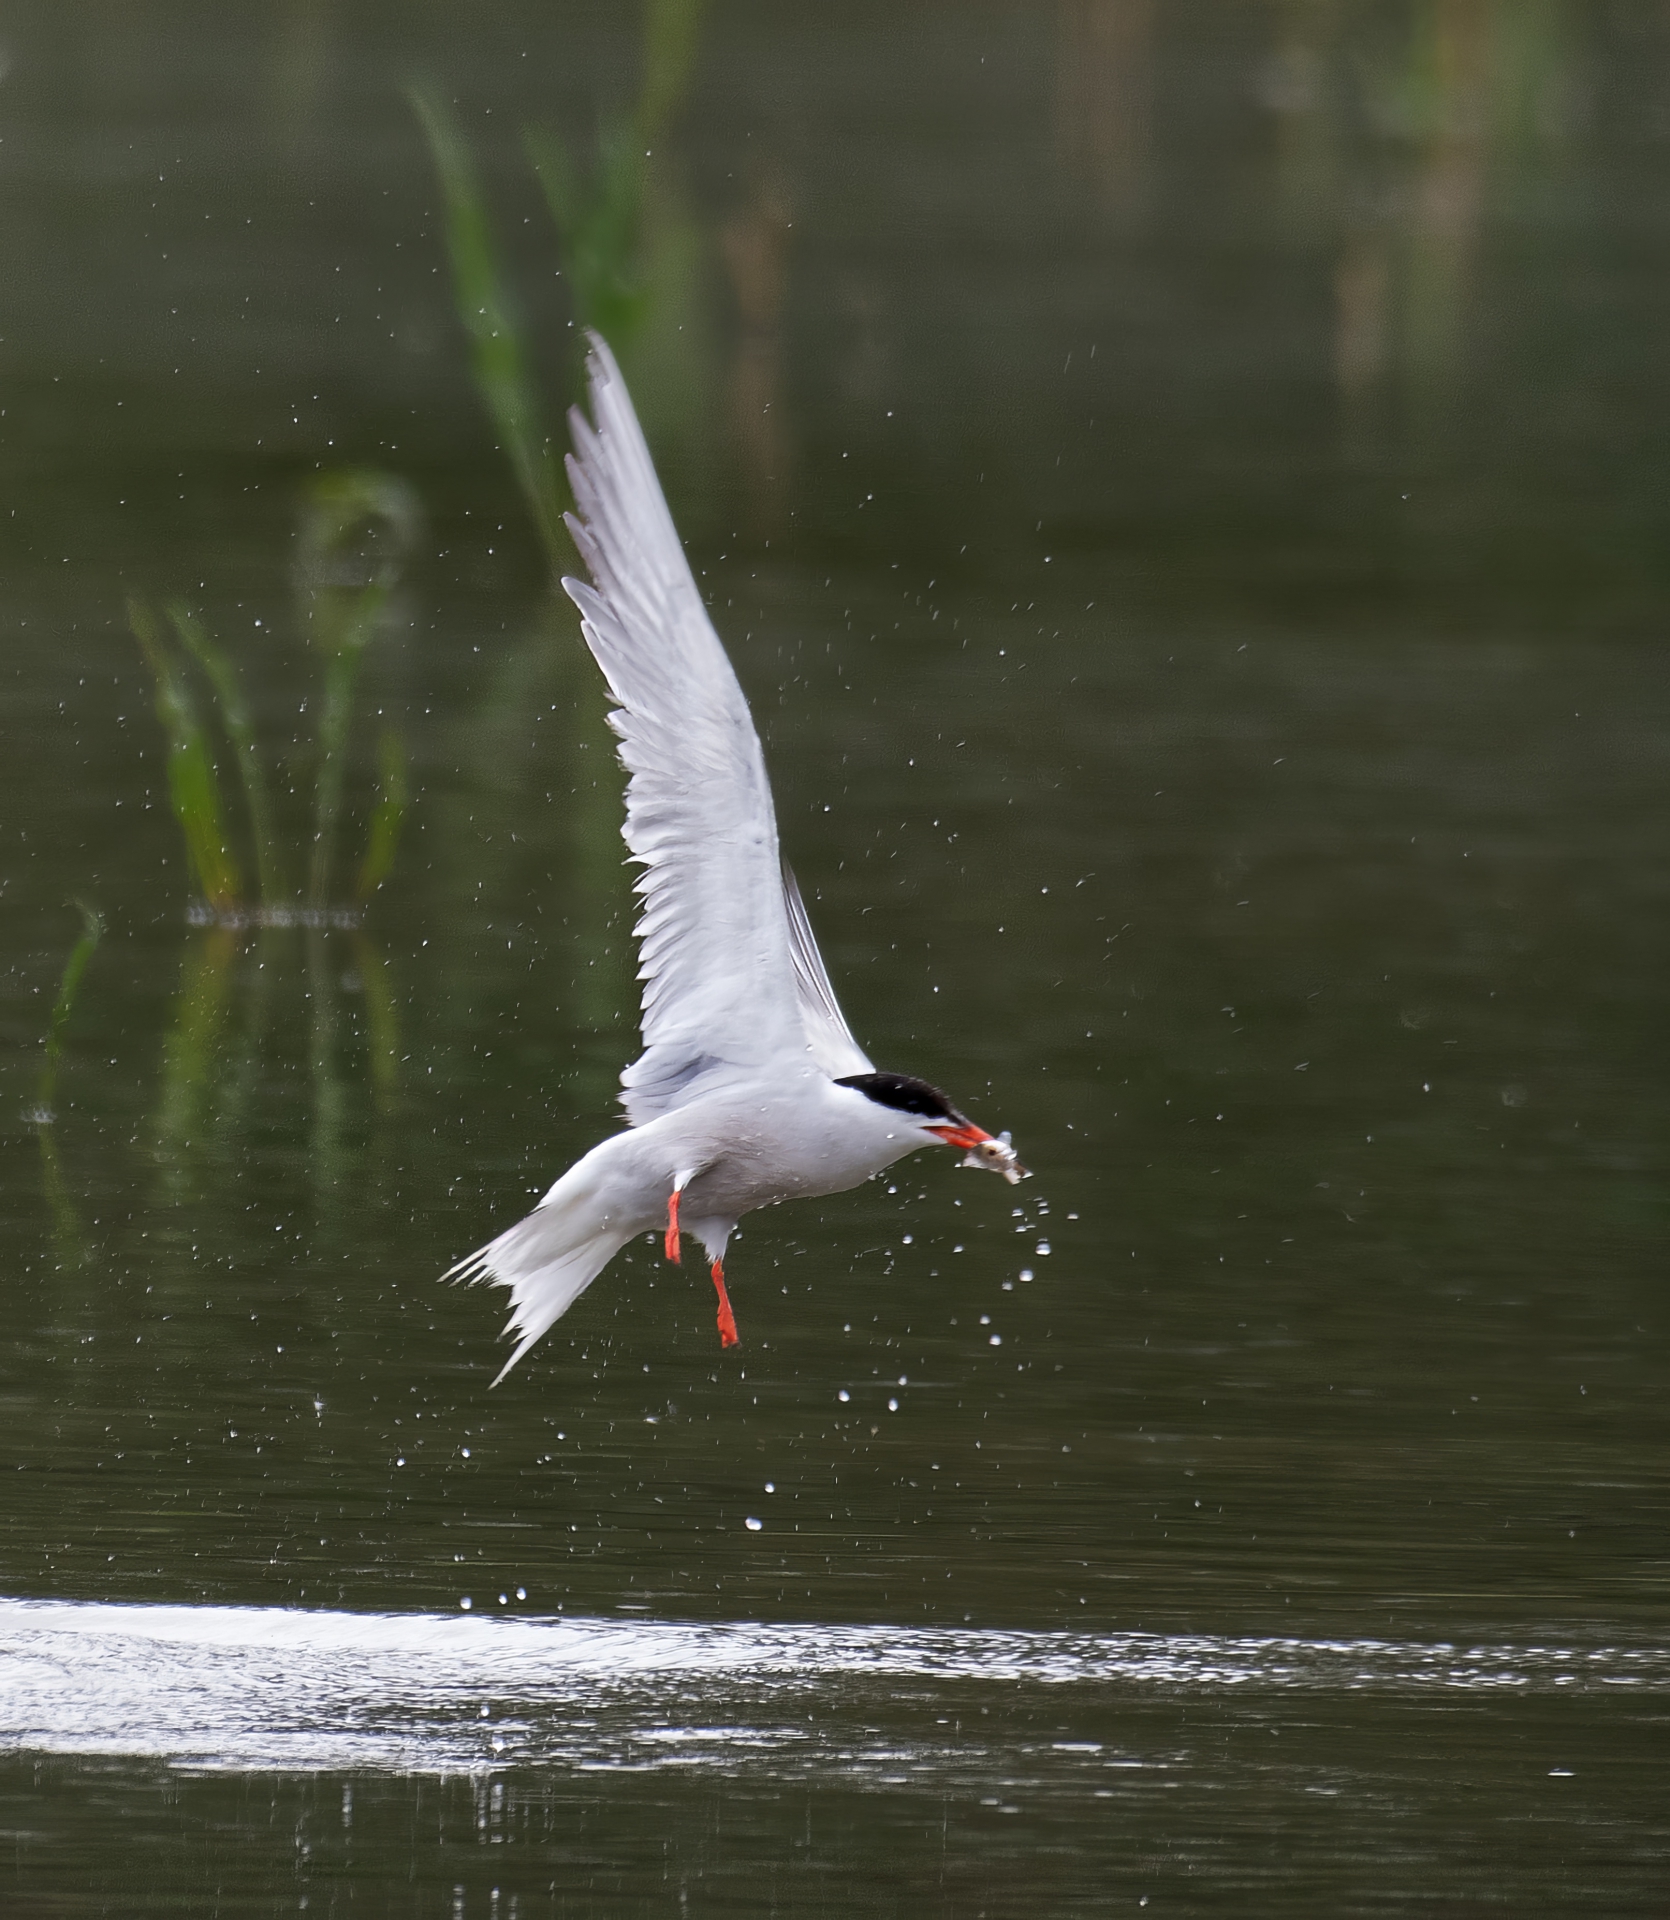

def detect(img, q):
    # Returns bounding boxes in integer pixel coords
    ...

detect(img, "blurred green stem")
[636,0,705,143]
[357,727,409,902]
[213,926,277,1152]
[526,0,704,359]
[36,900,103,1122]
[155,925,240,1192]
[130,599,244,915]
[167,602,288,904]
[525,120,651,354]
[410,83,567,569]
[33,901,102,1264]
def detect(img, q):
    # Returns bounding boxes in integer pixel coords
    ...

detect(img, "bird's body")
[449,336,1024,1379]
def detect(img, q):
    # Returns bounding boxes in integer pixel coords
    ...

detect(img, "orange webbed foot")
[711,1261,739,1348]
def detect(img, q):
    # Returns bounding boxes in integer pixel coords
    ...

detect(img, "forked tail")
[445,1202,629,1385]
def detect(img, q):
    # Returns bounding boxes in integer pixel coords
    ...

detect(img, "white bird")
[448,335,1026,1382]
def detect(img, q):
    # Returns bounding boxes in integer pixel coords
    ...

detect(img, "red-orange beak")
[927,1122,992,1150]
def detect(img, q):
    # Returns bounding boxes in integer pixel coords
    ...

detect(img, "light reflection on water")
[2,1597,1662,1777]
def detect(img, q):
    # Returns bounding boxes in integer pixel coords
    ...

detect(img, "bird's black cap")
[835,1071,966,1124]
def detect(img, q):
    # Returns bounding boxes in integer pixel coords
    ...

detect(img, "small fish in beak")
[961,1129,1027,1184]
[928,1120,1028,1184]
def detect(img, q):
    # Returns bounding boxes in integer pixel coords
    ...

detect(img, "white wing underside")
[562,334,870,1122]
[780,856,871,1079]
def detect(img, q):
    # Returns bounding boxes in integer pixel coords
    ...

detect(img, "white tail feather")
[447,1204,630,1386]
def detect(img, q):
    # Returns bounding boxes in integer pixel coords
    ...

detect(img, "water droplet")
[744,1516,763,1532]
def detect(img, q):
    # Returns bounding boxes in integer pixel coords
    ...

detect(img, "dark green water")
[2,3,1667,1913]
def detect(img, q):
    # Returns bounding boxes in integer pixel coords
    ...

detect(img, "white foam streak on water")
[1,1598,1661,1777]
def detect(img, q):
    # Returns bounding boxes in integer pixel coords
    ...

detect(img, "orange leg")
[664,1190,682,1264]
[711,1261,739,1348]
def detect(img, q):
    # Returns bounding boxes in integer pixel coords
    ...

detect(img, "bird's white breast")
[636,1075,925,1222]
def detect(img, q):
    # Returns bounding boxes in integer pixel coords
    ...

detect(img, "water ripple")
[1,1597,1661,1776]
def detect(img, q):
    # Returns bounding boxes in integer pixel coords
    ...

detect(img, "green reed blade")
[357,727,409,903]
[35,911,101,1265]
[637,0,706,143]
[525,121,652,356]
[167,602,288,906]
[129,599,243,915]
[525,1,704,375]
[34,899,102,1124]
[212,925,276,1154]
[154,924,239,1195]
[410,83,566,569]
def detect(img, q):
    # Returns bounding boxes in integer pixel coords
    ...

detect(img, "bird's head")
[835,1071,1028,1184]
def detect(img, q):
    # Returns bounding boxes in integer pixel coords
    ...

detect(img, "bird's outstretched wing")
[564,335,863,1122]
[780,857,872,1079]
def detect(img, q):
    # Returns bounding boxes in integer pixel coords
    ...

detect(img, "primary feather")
[561,336,830,1122]
[780,856,873,1080]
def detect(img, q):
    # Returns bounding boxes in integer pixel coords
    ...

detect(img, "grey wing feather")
[561,334,809,1123]
[780,858,872,1079]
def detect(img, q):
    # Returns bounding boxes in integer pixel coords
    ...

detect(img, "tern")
[449,335,1026,1381]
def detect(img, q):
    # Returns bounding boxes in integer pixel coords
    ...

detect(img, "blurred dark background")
[4,0,1670,627]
